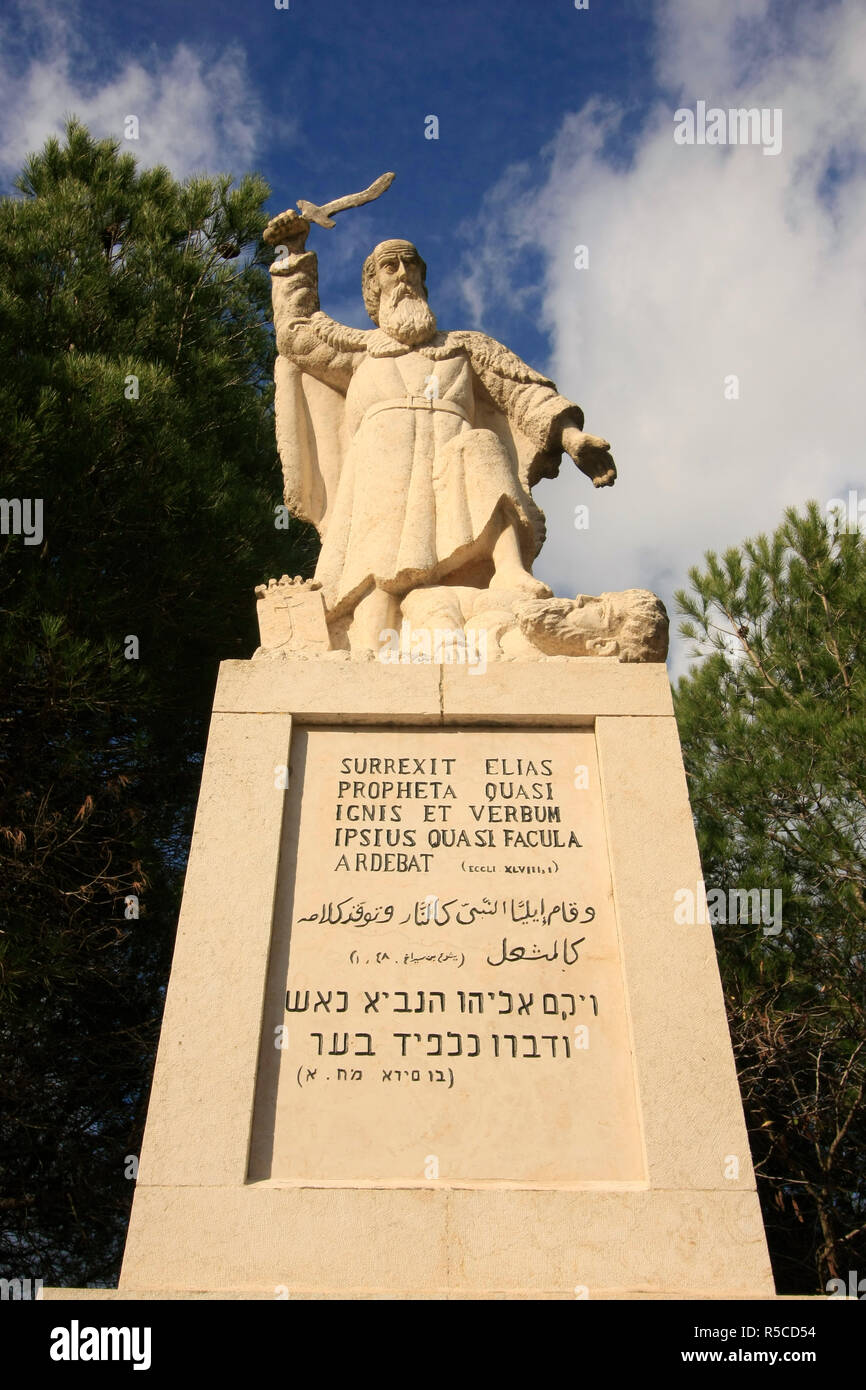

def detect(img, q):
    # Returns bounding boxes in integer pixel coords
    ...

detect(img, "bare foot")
[489,569,553,598]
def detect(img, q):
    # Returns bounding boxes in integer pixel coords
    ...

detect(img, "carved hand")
[561,425,617,488]
[263,209,311,254]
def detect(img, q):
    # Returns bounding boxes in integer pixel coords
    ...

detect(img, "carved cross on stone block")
[255,576,330,654]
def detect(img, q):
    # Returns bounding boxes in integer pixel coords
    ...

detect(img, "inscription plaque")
[249,727,645,1185]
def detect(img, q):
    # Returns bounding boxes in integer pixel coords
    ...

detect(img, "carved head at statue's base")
[513,590,669,663]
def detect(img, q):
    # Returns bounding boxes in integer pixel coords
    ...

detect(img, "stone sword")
[263,171,395,243]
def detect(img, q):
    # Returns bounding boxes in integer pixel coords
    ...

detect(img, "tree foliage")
[0,120,316,1285]
[674,501,866,1293]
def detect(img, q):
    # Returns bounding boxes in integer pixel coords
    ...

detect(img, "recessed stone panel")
[249,726,645,1186]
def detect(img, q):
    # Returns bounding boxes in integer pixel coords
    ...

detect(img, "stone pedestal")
[107,656,774,1299]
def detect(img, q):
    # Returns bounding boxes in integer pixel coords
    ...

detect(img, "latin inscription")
[249,728,644,1185]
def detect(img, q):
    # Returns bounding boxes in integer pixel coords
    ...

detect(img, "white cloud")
[0,2,270,185]
[459,0,866,676]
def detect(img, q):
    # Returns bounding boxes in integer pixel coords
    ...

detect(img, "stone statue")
[258,175,667,664]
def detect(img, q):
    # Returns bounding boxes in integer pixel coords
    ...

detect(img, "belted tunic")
[271,251,584,617]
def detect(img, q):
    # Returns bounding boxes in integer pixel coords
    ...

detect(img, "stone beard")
[376,282,438,347]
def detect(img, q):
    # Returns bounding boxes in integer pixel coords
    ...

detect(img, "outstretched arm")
[464,331,617,489]
[267,212,359,392]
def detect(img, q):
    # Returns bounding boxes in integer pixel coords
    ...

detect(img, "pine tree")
[0,119,316,1285]
[674,501,866,1293]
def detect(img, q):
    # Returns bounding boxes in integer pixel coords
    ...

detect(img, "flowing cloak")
[271,251,584,617]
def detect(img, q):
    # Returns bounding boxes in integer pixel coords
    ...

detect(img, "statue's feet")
[489,569,553,599]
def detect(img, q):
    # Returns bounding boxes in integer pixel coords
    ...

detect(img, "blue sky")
[1,0,863,673]
[0,0,655,358]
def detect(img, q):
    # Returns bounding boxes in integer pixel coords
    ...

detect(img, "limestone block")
[255,575,330,654]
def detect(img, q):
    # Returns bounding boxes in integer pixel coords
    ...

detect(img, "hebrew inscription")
[249,728,645,1184]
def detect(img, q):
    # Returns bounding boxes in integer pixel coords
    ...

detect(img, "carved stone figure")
[260,176,667,663]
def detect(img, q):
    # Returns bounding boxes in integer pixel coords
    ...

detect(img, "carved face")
[568,592,668,662]
[565,594,619,657]
[515,589,668,663]
[374,247,437,345]
[374,246,426,300]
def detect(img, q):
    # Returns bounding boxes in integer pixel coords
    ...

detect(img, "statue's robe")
[271,251,584,618]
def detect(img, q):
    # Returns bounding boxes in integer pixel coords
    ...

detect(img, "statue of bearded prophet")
[268,212,617,652]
